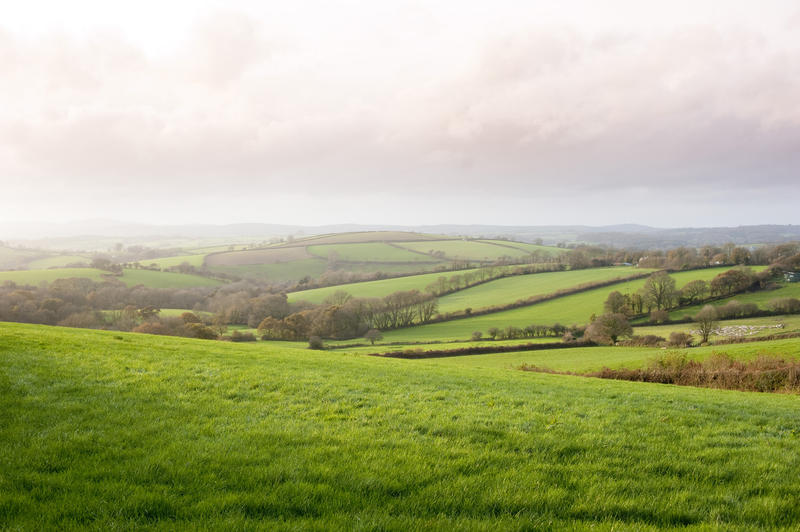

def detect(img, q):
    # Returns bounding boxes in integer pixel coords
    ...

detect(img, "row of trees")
[604,267,776,318]
[257,290,438,341]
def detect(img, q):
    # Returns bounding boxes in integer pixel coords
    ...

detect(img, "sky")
[1,0,799,227]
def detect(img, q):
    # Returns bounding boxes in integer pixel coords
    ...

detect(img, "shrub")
[649,309,670,324]
[471,331,483,341]
[667,331,693,348]
[308,335,324,350]
[229,330,257,342]
[768,297,800,314]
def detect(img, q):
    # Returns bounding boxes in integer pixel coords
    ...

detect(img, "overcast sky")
[1,0,799,227]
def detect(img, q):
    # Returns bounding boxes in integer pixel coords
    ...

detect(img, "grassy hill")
[436,266,649,314]
[2,322,800,529]
[665,281,800,320]
[202,231,565,283]
[0,267,222,288]
[381,267,750,342]
[288,268,485,303]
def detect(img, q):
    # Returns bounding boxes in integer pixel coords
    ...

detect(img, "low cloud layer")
[1,1,799,225]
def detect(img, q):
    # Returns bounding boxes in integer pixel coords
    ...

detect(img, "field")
[436,266,648,313]
[0,246,46,270]
[632,314,800,341]
[288,268,484,303]
[0,268,222,289]
[289,231,449,245]
[307,242,438,263]
[206,246,312,266]
[211,259,329,283]
[25,255,90,269]
[479,240,563,256]
[667,281,800,320]
[0,268,110,285]
[118,269,223,288]
[397,240,538,261]
[3,322,800,529]
[382,267,742,342]
[140,254,206,269]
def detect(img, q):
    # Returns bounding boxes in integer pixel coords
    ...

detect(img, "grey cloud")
[0,12,799,207]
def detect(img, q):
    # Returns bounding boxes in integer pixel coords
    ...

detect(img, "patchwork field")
[289,231,449,245]
[206,246,312,266]
[288,268,485,303]
[382,267,742,342]
[25,255,90,269]
[3,322,800,529]
[436,266,649,313]
[666,281,800,320]
[307,242,438,263]
[397,240,538,261]
[140,254,206,269]
[632,314,800,341]
[0,268,222,289]
[0,267,110,284]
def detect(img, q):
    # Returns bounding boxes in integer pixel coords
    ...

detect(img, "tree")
[694,305,719,343]
[308,335,324,350]
[604,291,627,314]
[364,329,383,345]
[680,280,708,304]
[585,313,632,344]
[641,272,678,310]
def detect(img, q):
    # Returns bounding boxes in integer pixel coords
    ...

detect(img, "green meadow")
[307,242,438,263]
[397,240,536,260]
[382,267,742,342]
[25,255,90,269]
[0,268,221,289]
[288,268,484,303]
[666,281,800,320]
[140,254,207,269]
[436,266,648,313]
[2,322,800,529]
[0,268,110,284]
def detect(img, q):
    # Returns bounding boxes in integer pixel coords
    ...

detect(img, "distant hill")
[3,221,799,250]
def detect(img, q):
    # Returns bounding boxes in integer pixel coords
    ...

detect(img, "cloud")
[0,3,799,225]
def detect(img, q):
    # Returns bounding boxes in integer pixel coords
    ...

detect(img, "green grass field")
[0,268,110,285]
[424,337,800,372]
[666,282,800,320]
[307,242,438,263]
[140,254,206,269]
[119,269,223,288]
[0,246,42,270]
[632,314,800,341]
[0,268,222,289]
[382,267,743,342]
[478,240,563,256]
[3,322,800,529]
[397,240,534,261]
[209,259,329,282]
[436,267,649,313]
[288,268,484,303]
[25,255,90,269]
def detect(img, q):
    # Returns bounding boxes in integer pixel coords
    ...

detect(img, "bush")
[667,331,693,348]
[308,335,324,350]
[768,297,800,314]
[649,309,670,324]
[621,334,665,347]
[471,331,483,341]
[229,330,257,342]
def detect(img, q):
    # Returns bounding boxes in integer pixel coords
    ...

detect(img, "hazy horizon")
[2,0,799,226]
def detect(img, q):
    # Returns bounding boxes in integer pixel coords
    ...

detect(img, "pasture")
[307,242,438,263]
[288,231,449,245]
[397,239,535,261]
[666,281,800,320]
[382,267,748,342]
[25,255,90,269]
[288,268,484,303]
[436,266,648,313]
[140,254,206,269]
[2,322,800,529]
[0,268,222,289]
[0,268,110,285]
